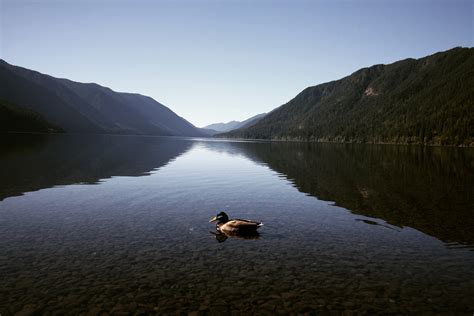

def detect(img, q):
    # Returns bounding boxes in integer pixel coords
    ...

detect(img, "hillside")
[203,113,266,133]
[221,47,474,146]
[0,60,206,137]
[0,99,63,133]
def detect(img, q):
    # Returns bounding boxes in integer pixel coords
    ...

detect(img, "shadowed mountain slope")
[0,60,205,136]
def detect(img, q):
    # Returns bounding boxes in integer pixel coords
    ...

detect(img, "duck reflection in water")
[210,230,261,243]
[209,211,263,243]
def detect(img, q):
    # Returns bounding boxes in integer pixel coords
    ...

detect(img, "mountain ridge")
[203,113,266,133]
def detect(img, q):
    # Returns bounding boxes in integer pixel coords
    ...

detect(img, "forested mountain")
[221,47,473,146]
[203,113,266,133]
[0,60,206,137]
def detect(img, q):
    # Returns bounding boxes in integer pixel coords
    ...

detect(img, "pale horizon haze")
[1,0,472,127]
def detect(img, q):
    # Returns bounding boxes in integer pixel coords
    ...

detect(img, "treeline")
[0,99,63,133]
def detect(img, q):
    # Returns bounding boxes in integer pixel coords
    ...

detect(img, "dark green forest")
[0,99,62,133]
[221,47,474,146]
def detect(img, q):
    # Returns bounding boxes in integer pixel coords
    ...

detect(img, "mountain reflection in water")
[1,135,473,247]
[198,140,474,247]
[0,134,193,201]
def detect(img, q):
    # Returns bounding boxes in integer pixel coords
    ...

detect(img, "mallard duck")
[209,211,263,232]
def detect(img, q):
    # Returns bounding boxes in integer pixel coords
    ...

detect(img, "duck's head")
[209,211,229,224]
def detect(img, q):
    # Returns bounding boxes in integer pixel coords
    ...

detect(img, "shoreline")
[214,135,474,148]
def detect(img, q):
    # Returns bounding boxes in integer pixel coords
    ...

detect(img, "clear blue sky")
[1,0,472,127]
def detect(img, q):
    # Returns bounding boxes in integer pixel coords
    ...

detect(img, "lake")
[1,134,473,315]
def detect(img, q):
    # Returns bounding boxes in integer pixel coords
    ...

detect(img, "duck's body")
[210,212,263,233]
[217,218,263,232]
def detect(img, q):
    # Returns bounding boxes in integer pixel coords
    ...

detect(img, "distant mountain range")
[0,60,206,137]
[202,113,266,135]
[3,47,472,145]
[221,47,474,146]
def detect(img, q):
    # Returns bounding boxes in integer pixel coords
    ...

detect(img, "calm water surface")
[1,134,473,315]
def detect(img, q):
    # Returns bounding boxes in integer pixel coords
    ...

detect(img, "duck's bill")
[209,216,218,223]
